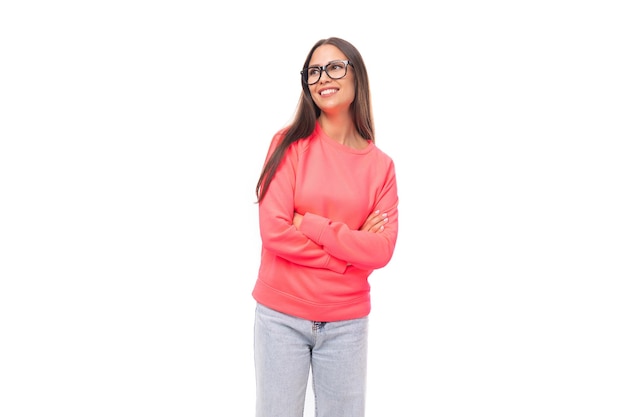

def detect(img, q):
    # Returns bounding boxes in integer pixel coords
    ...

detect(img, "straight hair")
[255,37,375,203]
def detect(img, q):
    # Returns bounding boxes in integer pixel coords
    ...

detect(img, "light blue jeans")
[254,303,368,417]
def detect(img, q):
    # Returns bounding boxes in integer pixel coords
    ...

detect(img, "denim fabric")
[254,303,368,417]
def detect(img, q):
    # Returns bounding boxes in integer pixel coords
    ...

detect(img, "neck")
[318,115,366,149]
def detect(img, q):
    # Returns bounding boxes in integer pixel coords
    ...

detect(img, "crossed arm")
[292,210,388,233]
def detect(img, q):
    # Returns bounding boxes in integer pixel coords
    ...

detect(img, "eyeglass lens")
[305,60,348,85]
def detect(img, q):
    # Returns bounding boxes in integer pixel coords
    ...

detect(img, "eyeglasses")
[301,60,352,85]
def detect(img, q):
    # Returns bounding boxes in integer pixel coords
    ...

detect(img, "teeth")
[321,89,337,96]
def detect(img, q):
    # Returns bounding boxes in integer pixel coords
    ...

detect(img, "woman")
[252,37,399,417]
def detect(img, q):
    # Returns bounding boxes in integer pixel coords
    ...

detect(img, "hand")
[359,210,387,233]
[293,212,304,230]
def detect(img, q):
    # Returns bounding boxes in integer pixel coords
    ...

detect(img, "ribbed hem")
[252,279,371,322]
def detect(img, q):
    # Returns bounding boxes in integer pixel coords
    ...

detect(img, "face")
[306,44,355,115]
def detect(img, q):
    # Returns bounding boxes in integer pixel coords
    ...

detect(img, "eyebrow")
[307,59,345,68]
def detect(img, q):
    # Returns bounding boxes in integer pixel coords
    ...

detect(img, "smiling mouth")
[320,89,338,96]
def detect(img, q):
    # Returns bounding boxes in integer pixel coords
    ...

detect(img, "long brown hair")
[255,37,375,203]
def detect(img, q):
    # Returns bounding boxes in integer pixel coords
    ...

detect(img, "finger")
[362,216,382,231]
[371,213,388,233]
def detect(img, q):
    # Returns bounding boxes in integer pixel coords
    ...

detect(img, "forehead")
[309,44,347,66]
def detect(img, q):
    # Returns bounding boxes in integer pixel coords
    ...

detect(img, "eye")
[330,63,343,71]
[307,67,320,77]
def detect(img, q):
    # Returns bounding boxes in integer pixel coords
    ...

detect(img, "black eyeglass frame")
[301,60,353,85]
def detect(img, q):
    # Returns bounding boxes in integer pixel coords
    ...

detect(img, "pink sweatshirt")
[252,122,399,322]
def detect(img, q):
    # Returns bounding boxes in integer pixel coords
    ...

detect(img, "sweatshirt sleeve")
[299,160,399,270]
[258,136,348,274]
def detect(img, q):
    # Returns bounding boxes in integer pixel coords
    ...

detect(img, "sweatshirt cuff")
[301,213,347,273]
[325,255,347,274]
[300,212,329,245]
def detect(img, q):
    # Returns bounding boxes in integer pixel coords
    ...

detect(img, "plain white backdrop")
[1,1,625,416]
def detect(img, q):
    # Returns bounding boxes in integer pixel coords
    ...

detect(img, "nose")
[319,69,332,83]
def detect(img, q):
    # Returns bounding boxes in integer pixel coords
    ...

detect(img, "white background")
[1,1,625,416]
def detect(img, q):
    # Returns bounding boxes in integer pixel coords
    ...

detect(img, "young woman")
[252,37,399,417]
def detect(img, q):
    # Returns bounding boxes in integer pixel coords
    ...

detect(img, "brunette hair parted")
[255,37,375,203]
